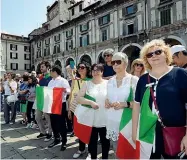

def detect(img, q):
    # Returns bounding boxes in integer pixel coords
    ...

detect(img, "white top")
[85,80,108,128]
[48,76,71,102]
[106,74,138,141]
[3,80,17,95]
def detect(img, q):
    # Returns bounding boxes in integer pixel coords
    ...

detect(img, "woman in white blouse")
[77,64,110,159]
[105,52,138,154]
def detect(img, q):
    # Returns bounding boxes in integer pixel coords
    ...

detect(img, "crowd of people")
[1,39,187,159]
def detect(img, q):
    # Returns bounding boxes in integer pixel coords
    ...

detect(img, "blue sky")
[1,0,56,36]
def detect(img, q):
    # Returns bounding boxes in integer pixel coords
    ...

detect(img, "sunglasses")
[104,54,110,58]
[111,60,122,66]
[78,66,86,70]
[146,49,163,58]
[135,63,143,67]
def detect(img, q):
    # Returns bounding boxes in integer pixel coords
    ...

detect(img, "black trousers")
[65,110,73,132]
[89,127,110,159]
[26,101,35,123]
[50,102,67,145]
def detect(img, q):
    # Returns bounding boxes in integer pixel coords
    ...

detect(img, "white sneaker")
[32,124,38,129]
[26,123,32,128]
[73,150,86,159]
[86,153,91,160]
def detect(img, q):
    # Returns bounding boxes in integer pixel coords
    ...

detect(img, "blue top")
[18,83,28,100]
[39,73,52,86]
[135,67,187,127]
[103,64,115,78]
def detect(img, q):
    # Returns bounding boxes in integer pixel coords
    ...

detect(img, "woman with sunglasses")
[132,39,187,159]
[131,58,146,77]
[67,62,92,159]
[76,64,110,159]
[105,52,138,156]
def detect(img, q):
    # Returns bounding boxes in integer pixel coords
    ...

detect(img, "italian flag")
[116,87,158,159]
[74,94,96,144]
[36,86,65,115]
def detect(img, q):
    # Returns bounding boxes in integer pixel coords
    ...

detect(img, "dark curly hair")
[28,75,38,88]
[76,62,92,79]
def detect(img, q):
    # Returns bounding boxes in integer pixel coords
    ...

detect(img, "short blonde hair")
[140,39,172,70]
[112,52,128,64]
[130,58,145,75]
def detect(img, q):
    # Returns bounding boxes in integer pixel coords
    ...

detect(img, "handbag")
[7,93,18,103]
[148,75,186,156]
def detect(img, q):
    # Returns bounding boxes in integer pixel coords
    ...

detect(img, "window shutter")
[59,34,61,41]
[107,14,110,23]
[71,40,73,49]
[66,41,68,50]
[98,17,102,25]
[16,63,18,70]
[66,31,68,38]
[122,8,126,16]
[80,25,82,32]
[87,35,89,45]
[10,52,12,59]
[123,24,126,36]
[16,45,17,50]
[87,22,89,30]
[11,63,12,69]
[134,20,137,33]
[16,53,18,59]
[79,37,82,47]
[133,4,138,13]
[71,29,73,35]
[54,36,56,42]
[53,46,56,54]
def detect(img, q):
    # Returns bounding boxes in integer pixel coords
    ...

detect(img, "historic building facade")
[29,0,187,76]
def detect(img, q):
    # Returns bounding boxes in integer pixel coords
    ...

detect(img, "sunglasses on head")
[146,49,162,58]
[104,54,110,58]
[111,60,122,66]
[78,66,86,70]
[135,63,143,67]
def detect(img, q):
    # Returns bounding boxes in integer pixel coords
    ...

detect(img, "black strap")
[148,75,165,127]
[77,80,81,90]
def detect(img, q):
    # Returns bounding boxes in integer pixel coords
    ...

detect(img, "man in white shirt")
[3,72,17,124]
[47,65,71,151]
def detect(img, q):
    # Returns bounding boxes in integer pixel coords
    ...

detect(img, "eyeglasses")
[135,63,143,67]
[111,60,122,66]
[92,69,101,72]
[104,54,110,58]
[78,66,86,70]
[146,49,163,58]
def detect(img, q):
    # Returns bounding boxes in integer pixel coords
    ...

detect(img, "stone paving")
[1,113,115,159]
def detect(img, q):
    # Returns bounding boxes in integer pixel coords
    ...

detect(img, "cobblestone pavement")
[1,113,115,159]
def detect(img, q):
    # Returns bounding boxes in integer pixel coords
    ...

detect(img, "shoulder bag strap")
[148,75,165,127]
[77,79,81,90]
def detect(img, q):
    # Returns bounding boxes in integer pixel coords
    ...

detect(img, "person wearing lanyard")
[171,45,187,70]
[132,40,187,159]
[48,65,71,151]
[3,72,17,124]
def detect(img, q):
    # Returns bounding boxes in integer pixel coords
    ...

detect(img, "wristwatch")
[127,102,130,108]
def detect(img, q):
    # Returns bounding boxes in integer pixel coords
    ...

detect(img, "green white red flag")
[36,86,65,115]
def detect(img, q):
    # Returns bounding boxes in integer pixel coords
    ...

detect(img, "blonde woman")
[132,39,187,159]
[130,58,146,77]
[105,52,138,154]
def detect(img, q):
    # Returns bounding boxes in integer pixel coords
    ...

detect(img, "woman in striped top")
[67,62,92,159]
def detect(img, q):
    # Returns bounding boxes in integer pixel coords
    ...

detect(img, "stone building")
[1,33,31,74]
[29,0,187,76]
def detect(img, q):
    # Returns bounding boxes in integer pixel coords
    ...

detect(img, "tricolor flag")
[136,87,157,159]
[116,87,157,159]
[36,86,65,115]
[74,94,96,144]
